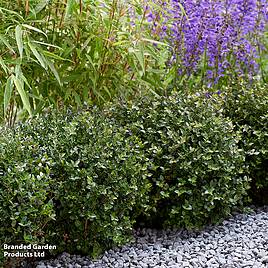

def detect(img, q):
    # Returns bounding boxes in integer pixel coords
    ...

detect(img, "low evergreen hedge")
[0,111,151,264]
[1,89,266,265]
[221,84,268,205]
[105,93,249,228]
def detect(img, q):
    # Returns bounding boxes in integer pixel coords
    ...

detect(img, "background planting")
[1,0,267,124]
[144,0,268,87]
[0,0,164,125]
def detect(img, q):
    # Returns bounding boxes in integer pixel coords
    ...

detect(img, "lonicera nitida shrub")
[104,92,250,229]
[0,109,151,265]
[46,112,151,256]
[0,124,56,266]
[221,83,268,205]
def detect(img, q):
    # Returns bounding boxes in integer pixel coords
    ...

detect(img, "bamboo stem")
[79,0,83,14]
[25,0,29,16]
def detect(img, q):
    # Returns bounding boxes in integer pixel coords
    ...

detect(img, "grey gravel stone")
[262,256,268,264]
[34,206,268,268]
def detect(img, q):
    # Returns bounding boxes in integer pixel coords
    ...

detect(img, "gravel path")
[36,207,268,268]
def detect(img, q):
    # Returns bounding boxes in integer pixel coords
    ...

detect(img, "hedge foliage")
[105,93,249,228]
[220,84,268,204]
[0,110,151,262]
[1,88,267,265]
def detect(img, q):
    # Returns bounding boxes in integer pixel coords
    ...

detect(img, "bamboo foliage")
[0,0,169,125]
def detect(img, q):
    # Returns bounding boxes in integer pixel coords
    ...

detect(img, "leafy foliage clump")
[0,109,151,262]
[2,90,262,266]
[104,93,249,228]
[0,0,165,125]
[221,83,268,205]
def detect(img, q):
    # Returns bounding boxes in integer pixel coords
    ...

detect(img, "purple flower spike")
[142,0,268,86]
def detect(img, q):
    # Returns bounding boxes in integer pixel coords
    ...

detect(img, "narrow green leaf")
[20,74,32,90]
[141,38,170,47]
[103,85,112,98]
[86,54,97,71]
[0,34,15,54]
[95,91,105,103]
[28,41,47,69]
[43,50,69,61]
[64,0,75,21]
[28,93,43,101]
[15,25,23,59]
[34,0,50,14]
[47,60,62,86]
[112,40,129,47]
[13,76,32,115]
[0,7,24,20]
[133,47,145,75]
[64,87,72,101]
[33,40,62,50]
[14,64,22,77]
[22,24,47,38]
[0,56,8,74]
[88,72,97,89]
[4,76,13,113]
[32,101,45,116]
[74,92,82,106]
[81,37,92,52]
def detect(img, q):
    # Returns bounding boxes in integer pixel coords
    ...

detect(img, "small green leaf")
[182,204,193,210]
[64,0,75,21]
[20,73,32,90]
[112,40,129,47]
[133,46,145,75]
[33,40,62,50]
[74,92,82,106]
[0,7,24,20]
[34,0,50,14]
[43,51,69,61]
[0,34,15,54]
[141,38,170,47]
[0,56,8,73]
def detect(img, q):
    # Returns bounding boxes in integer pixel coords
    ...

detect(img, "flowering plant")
[145,0,268,87]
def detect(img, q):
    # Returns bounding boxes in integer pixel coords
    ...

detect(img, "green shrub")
[105,93,249,229]
[0,110,151,265]
[221,83,268,205]
[1,89,259,266]
[46,112,151,256]
[0,122,56,265]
